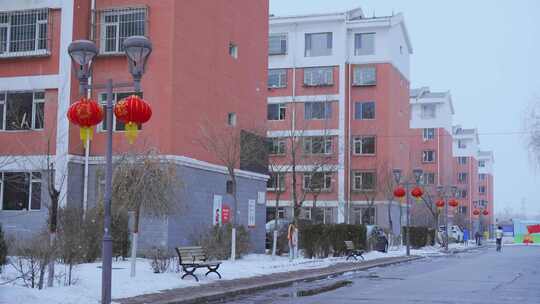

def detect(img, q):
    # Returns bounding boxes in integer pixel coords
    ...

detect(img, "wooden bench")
[175,246,222,282]
[344,241,365,261]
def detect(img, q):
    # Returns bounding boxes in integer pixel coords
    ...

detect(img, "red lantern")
[411,187,423,204]
[435,199,445,209]
[67,97,104,146]
[114,95,152,144]
[448,199,459,208]
[393,187,406,198]
[473,209,480,216]
[482,209,489,216]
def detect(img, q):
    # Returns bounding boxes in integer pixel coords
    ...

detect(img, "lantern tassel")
[125,122,138,144]
[80,127,93,148]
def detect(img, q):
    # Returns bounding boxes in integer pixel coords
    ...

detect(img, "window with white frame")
[422,172,436,185]
[420,104,436,119]
[303,172,332,191]
[228,42,238,59]
[99,92,142,131]
[269,138,286,155]
[458,139,467,149]
[423,128,435,141]
[479,173,486,181]
[99,7,147,54]
[355,101,375,119]
[304,67,333,86]
[0,9,49,57]
[422,150,436,162]
[352,171,376,191]
[479,186,486,194]
[457,189,468,199]
[353,136,376,155]
[268,69,287,88]
[458,172,468,183]
[305,32,332,57]
[227,112,237,126]
[304,102,332,120]
[314,207,335,224]
[269,33,287,55]
[1,171,41,210]
[354,33,375,55]
[267,172,285,191]
[303,136,332,155]
[267,103,286,121]
[478,160,486,167]
[352,66,376,86]
[457,157,468,165]
[0,91,44,131]
[458,206,467,214]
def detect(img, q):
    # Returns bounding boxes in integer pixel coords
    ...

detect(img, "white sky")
[270,0,540,216]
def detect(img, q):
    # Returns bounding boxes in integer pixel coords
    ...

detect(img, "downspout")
[347,63,352,224]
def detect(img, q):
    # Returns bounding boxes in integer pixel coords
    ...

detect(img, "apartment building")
[0,0,269,252]
[478,150,495,235]
[266,8,413,234]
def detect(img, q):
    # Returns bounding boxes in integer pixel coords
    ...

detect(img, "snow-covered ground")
[0,245,461,304]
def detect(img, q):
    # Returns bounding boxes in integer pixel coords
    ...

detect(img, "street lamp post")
[68,36,152,304]
[393,168,423,256]
[436,185,458,252]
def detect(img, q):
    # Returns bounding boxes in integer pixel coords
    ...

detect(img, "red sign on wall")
[222,205,231,224]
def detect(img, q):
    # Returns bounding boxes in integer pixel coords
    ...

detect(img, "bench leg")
[346,253,357,261]
[181,267,199,282]
[205,265,222,279]
[358,254,365,261]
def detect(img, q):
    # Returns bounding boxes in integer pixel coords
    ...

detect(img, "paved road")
[221,245,540,304]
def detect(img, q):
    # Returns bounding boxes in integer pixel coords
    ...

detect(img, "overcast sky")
[270,0,540,216]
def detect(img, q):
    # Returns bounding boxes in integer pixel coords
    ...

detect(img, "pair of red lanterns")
[435,198,460,209]
[393,186,424,201]
[473,209,489,216]
[67,95,152,145]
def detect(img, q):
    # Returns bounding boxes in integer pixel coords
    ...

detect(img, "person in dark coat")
[474,231,482,246]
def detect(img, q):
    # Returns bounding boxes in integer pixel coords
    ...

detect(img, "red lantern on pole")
[435,199,445,209]
[393,186,406,203]
[482,209,489,216]
[473,209,481,216]
[411,187,423,204]
[114,95,152,144]
[67,97,104,146]
[448,199,459,208]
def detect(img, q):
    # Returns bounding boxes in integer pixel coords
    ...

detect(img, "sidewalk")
[115,255,421,304]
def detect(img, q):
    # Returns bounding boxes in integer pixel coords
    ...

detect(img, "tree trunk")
[387,199,393,234]
[47,232,56,287]
[272,191,281,257]
[231,227,236,261]
[130,206,140,277]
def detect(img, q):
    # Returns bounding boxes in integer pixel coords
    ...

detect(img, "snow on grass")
[0,245,452,304]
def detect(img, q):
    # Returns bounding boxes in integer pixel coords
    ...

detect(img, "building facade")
[0,0,269,252]
[266,8,413,235]
[478,150,494,235]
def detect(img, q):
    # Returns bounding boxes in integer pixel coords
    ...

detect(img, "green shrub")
[197,224,250,260]
[402,226,431,248]
[0,224,7,272]
[300,224,366,258]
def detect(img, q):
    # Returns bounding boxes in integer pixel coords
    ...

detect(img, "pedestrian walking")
[495,226,503,252]
[463,228,469,246]
[475,231,482,246]
[287,223,298,260]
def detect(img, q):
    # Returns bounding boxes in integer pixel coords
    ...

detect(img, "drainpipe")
[347,63,352,224]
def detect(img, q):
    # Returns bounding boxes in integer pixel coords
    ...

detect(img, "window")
[0,9,49,57]
[457,157,468,165]
[458,140,467,149]
[304,67,333,86]
[100,92,142,131]
[355,102,375,120]
[422,150,435,163]
[353,171,376,191]
[304,102,332,120]
[267,172,285,191]
[100,8,146,54]
[303,136,332,154]
[423,128,435,141]
[478,160,486,167]
[229,42,238,59]
[479,173,486,181]
[458,172,468,183]
[267,103,286,121]
[314,207,334,224]
[479,186,486,194]
[269,138,286,155]
[305,32,332,57]
[269,33,287,55]
[227,113,237,126]
[0,91,44,130]
[421,104,436,119]
[303,172,332,191]
[1,172,41,210]
[268,69,287,88]
[422,172,436,185]
[458,206,467,214]
[354,33,375,55]
[353,136,376,155]
[352,66,376,86]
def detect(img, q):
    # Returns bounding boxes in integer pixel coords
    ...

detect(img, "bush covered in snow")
[300,224,366,258]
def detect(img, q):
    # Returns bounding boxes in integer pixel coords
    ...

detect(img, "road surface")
[221,245,540,304]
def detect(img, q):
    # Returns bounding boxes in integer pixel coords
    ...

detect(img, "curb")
[116,255,422,304]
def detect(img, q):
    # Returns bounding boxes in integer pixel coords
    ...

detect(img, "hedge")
[402,226,436,248]
[299,224,366,258]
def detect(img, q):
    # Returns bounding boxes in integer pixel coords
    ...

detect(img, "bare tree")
[526,99,540,165]
[112,149,180,277]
